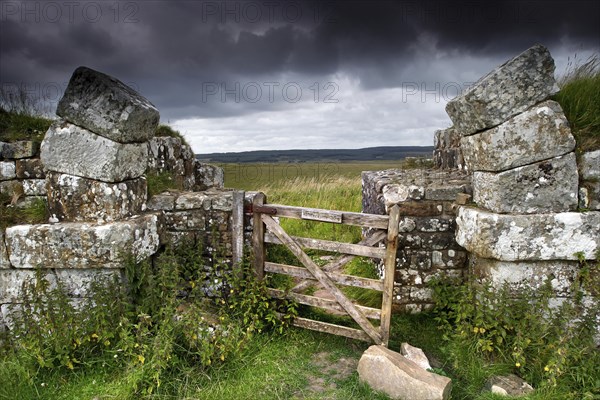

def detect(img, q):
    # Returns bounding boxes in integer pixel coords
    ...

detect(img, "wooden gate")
[250,193,399,346]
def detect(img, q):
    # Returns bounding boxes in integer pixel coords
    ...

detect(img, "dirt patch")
[294,351,358,398]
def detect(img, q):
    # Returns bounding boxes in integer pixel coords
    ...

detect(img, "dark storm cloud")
[1,0,598,123]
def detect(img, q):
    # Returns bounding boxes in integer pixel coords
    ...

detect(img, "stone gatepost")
[447,45,599,332]
[1,67,161,324]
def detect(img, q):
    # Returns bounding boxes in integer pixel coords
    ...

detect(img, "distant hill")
[196,146,434,163]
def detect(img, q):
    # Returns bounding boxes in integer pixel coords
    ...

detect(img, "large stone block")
[0,269,122,302]
[41,120,148,182]
[446,45,559,135]
[455,207,600,261]
[461,101,575,171]
[473,152,578,214]
[0,161,16,181]
[472,257,580,296]
[57,66,159,143]
[5,213,160,269]
[46,172,147,223]
[357,345,451,400]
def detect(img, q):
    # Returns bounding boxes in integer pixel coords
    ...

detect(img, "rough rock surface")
[484,375,534,397]
[0,230,9,268]
[41,120,148,182]
[460,101,575,171]
[472,257,579,296]
[194,163,225,191]
[5,213,160,269]
[0,161,16,181]
[0,269,122,303]
[455,207,600,261]
[46,172,147,223]
[580,150,600,210]
[22,179,47,196]
[15,158,45,179]
[400,343,432,370]
[147,136,196,190]
[357,345,451,400]
[0,141,39,159]
[445,45,558,136]
[472,153,578,214]
[57,66,159,143]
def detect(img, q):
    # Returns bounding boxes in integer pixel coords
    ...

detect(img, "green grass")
[155,124,190,147]
[0,192,49,229]
[0,107,52,142]
[554,54,600,152]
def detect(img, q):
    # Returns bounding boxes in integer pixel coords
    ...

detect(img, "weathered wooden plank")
[231,190,245,270]
[265,204,389,229]
[268,288,381,319]
[265,262,384,291]
[291,316,372,342]
[252,193,266,279]
[262,214,382,344]
[291,230,387,293]
[301,209,343,223]
[380,205,400,347]
[264,233,386,259]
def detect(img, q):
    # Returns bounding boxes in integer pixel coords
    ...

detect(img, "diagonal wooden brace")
[262,214,383,344]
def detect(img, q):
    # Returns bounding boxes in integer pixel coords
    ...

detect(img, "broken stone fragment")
[46,172,147,223]
[472,152,579,214]
[446,44,559,136]
[460,100,575,172]
[484,374,534,397]
[400,343,432,370]
[57,66,159,143]
[357,345,451,400]
[0,161,16,181]
[41,120,148,182]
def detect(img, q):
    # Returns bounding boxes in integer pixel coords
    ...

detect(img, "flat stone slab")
[357,345,451,400]
[456,207,600,261]
[21,179,46,196]
[46,172,147,223]
[446,45,558,135]
[57,66,159,143]
[473,152,578,214]
[4,213,160,269]
[41,120,148,182]
[461,101,575,171]
[472,257,580,297]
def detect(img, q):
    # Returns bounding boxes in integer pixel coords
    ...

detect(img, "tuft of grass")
[0,193,48,228]
[554,54,600,152]
[155,124,190,147]
[145,171,183,197]
[0,107,52,142]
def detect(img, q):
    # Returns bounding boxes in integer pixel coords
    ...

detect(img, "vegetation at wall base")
[154,124,190,147]
[0,193,49,229]
[554,54,600,152]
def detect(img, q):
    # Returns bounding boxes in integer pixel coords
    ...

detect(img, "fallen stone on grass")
[400,342,432,370]
[484,374,534,397]
[357,345,451,400]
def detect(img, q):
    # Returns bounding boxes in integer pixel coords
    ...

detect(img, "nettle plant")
[3,241,297,397]
[429,251,600,395]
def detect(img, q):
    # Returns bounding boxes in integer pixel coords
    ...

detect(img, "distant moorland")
[196,146,434,163]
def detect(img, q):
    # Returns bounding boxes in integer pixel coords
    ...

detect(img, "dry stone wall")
[363,44,599,322]
[0,67,234,332]
[362,168,471,312]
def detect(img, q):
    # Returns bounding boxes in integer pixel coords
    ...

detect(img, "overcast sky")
[1,0,598,153]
